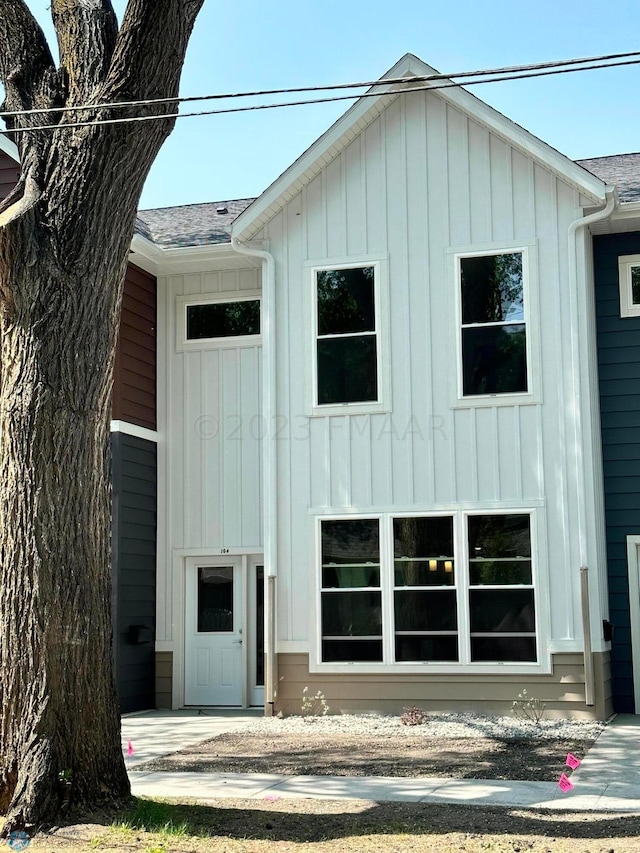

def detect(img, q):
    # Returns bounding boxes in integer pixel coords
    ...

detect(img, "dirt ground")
[28,799,640,853]
[13,730,640,852]
[136,732,596,781]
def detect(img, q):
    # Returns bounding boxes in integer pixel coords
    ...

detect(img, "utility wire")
[1,50,639,121]
[5,54,640,135]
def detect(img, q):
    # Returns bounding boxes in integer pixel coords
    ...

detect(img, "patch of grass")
[111,798,190,837]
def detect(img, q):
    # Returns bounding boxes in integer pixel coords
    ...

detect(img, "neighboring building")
[576,153,640,714]
[0,134,159,714]
[5,54,640,718]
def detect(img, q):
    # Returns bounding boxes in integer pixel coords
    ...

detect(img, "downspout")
[567,186,616,707]
[230,235,278,716]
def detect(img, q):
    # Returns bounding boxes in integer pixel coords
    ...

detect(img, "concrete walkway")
[122,710,640,811]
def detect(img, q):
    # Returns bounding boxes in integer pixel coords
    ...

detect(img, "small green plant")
[301,685,330,718]
[113,799,189,837]
[400,706,429,726]
[511,688,546,725]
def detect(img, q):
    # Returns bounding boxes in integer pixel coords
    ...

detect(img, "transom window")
[187,300,260,340]
[315,265,378,406]
[459,251,528,396]
[177,291,262,350]
[319,512,536,667]
[618,254,640,318]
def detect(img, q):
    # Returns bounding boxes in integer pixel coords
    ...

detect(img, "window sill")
[177,334,262,352]
[452,391,541,410]
[309,401,390,418]
[308,660,551,676]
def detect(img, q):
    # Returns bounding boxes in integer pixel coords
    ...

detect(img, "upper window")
[177,292,261,350]
[459,251,528,397]
[318,511,537,670]
[315,266,378,406]
[618,254,640,318]
[187,300,260,340]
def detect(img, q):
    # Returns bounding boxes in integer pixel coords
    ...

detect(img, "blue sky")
[16,0,640,209]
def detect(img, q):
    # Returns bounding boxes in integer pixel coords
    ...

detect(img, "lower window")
[319,512,536,666]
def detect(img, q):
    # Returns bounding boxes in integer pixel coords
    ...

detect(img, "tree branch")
[102,0,205,106]
[51,0,119,105]
[0,0,56,114]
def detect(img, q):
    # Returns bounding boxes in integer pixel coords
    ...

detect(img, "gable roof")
[231,53,608,241]
[576,154,640,203]
[135,198,255,248]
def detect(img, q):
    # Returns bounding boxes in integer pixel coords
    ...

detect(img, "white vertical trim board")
[627,535,640,713]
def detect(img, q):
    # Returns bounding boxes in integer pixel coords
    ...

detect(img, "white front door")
[185,558,243,706]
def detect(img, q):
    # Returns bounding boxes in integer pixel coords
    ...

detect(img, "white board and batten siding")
[250,89,608,663]
[156,265,263,646]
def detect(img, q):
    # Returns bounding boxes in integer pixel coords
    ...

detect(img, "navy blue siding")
[111,433,157,713]
[594,232,640,712]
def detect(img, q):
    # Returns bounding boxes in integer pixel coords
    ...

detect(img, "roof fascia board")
[611,200,640,220]
[129,233,163,276]
[0,134,19,162]
[155,240,263,275]
[232,54,606,240]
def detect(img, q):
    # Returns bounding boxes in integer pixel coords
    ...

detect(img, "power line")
[1,50,639,121]
[5,54,640,135]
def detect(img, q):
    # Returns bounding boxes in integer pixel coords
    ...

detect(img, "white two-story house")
[146,53,617,718]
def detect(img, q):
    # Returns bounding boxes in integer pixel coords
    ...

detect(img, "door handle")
[232,639,243,645]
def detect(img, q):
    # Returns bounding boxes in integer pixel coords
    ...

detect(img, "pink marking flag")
[127,740,134,756]
[558,773,574,792]
[565,753,581,770]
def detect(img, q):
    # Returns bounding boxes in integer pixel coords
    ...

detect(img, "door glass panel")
[197,566,233,632]
[255,566,264,687]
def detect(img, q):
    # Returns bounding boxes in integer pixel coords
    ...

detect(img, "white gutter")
[230,236,278,717]
[567,187,616,707]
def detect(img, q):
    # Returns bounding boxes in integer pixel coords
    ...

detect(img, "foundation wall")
[274,652,613,720]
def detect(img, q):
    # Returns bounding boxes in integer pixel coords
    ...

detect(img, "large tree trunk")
[0,0,206,832]
[0,225,131,828]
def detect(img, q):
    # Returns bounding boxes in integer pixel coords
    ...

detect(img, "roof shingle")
[576,153,640,203]
[135,198,255,248]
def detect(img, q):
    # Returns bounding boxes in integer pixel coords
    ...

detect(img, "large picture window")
[318,512,537,668]
[459,251,528,396]
[315,265,379,406]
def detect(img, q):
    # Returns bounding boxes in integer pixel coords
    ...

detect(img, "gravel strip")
[224,712,605,741]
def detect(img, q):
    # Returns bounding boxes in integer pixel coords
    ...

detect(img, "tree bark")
[0,0,205,832]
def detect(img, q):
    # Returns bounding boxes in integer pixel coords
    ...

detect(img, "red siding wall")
[0,150,19,202]
[113,263,157,431]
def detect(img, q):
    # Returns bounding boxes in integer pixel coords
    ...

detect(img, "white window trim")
[450,243,541,408]
[311,508,549,676]
[618,254,640,318]
[176,290,262,351]
[305,255,390,417]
